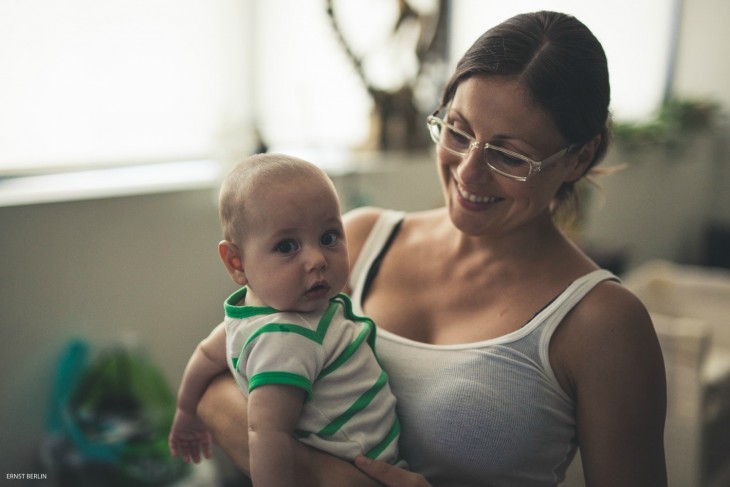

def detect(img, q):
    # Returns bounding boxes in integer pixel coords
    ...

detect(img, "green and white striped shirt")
[224,288,402,465]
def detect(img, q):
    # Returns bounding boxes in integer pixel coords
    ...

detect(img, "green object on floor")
[44,339,189,486]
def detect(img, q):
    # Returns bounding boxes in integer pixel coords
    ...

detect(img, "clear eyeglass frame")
[426,115,575,182]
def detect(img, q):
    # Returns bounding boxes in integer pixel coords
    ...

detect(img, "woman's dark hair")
[440,11,611,217]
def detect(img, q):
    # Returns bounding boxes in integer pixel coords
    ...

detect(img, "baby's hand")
[168,408,213,464]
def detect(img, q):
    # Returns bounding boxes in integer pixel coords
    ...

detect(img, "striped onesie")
[224,287,403,465]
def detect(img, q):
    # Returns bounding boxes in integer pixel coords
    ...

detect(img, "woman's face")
[437,75,582,238]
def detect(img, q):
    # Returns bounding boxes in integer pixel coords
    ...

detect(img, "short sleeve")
[241,325,326,400]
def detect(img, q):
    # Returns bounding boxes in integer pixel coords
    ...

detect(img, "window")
[449,0,679,122]
[0,0,678,176]
[0,0,250,175]
[257,0,680,154]
[250,1,376,160]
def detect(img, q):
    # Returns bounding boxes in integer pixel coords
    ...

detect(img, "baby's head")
[218,153,349,313]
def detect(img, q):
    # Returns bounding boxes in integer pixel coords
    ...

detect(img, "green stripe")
[318,370,388,437]
[243,322,323,352]
[248,371,313,400]
[365,417,401,460]
[224,287,280,319]
[334,294,377,351]
[316,300,338,336]
[293,429,311,439]
[334,293,375,327]
[239,300,341,352]
[319,323,372,379]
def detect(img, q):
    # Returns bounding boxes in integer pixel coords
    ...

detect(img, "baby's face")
[240,176,349,313]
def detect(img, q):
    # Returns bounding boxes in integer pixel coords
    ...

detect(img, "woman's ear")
[219,240,247,286]
[566,133,601,182]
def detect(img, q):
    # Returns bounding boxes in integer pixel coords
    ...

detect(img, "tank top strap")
[536,269,620,387]
[349,210,405,313]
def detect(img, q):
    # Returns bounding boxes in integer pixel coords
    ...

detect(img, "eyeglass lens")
[430,120,531,179]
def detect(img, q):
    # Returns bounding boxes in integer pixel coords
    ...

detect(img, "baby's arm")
[248,384,306,487]
[169,323,229,463]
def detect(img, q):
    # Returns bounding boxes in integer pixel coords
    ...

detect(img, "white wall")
[672,0,730,224]
[578,0,730,270]
[0,189,235,475]
[673,0,730,111]
[580,131,728,269]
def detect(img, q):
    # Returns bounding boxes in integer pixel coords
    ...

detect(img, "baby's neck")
[243,287,330,315]
[242,287,267,307]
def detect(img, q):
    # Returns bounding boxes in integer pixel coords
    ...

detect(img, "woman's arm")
[553,281,667,487]
[197,374,386,487]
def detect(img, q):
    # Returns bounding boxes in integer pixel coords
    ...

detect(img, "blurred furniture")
[623,260,730,487]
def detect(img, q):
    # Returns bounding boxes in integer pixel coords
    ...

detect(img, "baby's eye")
[321,231,339,247]
[275,239,300,254]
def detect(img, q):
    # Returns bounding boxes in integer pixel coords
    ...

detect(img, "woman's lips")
[455,181,503,208]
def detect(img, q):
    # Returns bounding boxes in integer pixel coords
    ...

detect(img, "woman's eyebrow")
[447,109,539,151]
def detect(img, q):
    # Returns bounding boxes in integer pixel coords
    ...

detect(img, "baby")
[168,153,403,486]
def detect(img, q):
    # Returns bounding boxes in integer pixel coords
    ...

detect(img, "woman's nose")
[455,146,491,184]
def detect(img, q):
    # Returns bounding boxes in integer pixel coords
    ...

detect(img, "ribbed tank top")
[349,210,618,487]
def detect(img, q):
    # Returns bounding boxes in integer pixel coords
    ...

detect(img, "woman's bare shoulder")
[556,280,667,485]
[342,207,443,275]
[343,206,384,238]
[553,278,662,392]
[343,207,443,251]
[576,279,653,335]
[563,279,656,351]
[342,207,386,266]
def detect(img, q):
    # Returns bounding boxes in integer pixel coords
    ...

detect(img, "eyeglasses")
[426,115,574,182]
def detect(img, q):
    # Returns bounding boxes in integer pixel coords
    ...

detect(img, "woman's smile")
[451,169,505,211]
[456,182,503,205]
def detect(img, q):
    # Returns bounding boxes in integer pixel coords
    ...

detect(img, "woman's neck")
[449,210,567,263]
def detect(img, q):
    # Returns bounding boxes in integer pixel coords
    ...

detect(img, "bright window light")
[0,0,250,174]
[449,0,679,122]
[0,0,677,176]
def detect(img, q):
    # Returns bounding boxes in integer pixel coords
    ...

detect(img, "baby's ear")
[218,240,247,286]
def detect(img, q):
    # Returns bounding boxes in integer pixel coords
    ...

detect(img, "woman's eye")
[446,127,471,148]
[275,240,299,254]
[491,150,526,167]
[321,231,338,247]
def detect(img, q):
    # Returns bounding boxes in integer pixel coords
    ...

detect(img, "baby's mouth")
[305,281,330,298]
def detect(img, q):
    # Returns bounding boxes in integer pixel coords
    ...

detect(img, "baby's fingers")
[170,439,198,464]
[189,441,213,463]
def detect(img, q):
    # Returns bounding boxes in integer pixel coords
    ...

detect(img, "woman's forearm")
[197,373,382,487]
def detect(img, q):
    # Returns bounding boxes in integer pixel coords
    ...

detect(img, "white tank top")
[349,210,618,487]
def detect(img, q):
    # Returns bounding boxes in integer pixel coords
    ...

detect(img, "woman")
[198,11,667,487]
